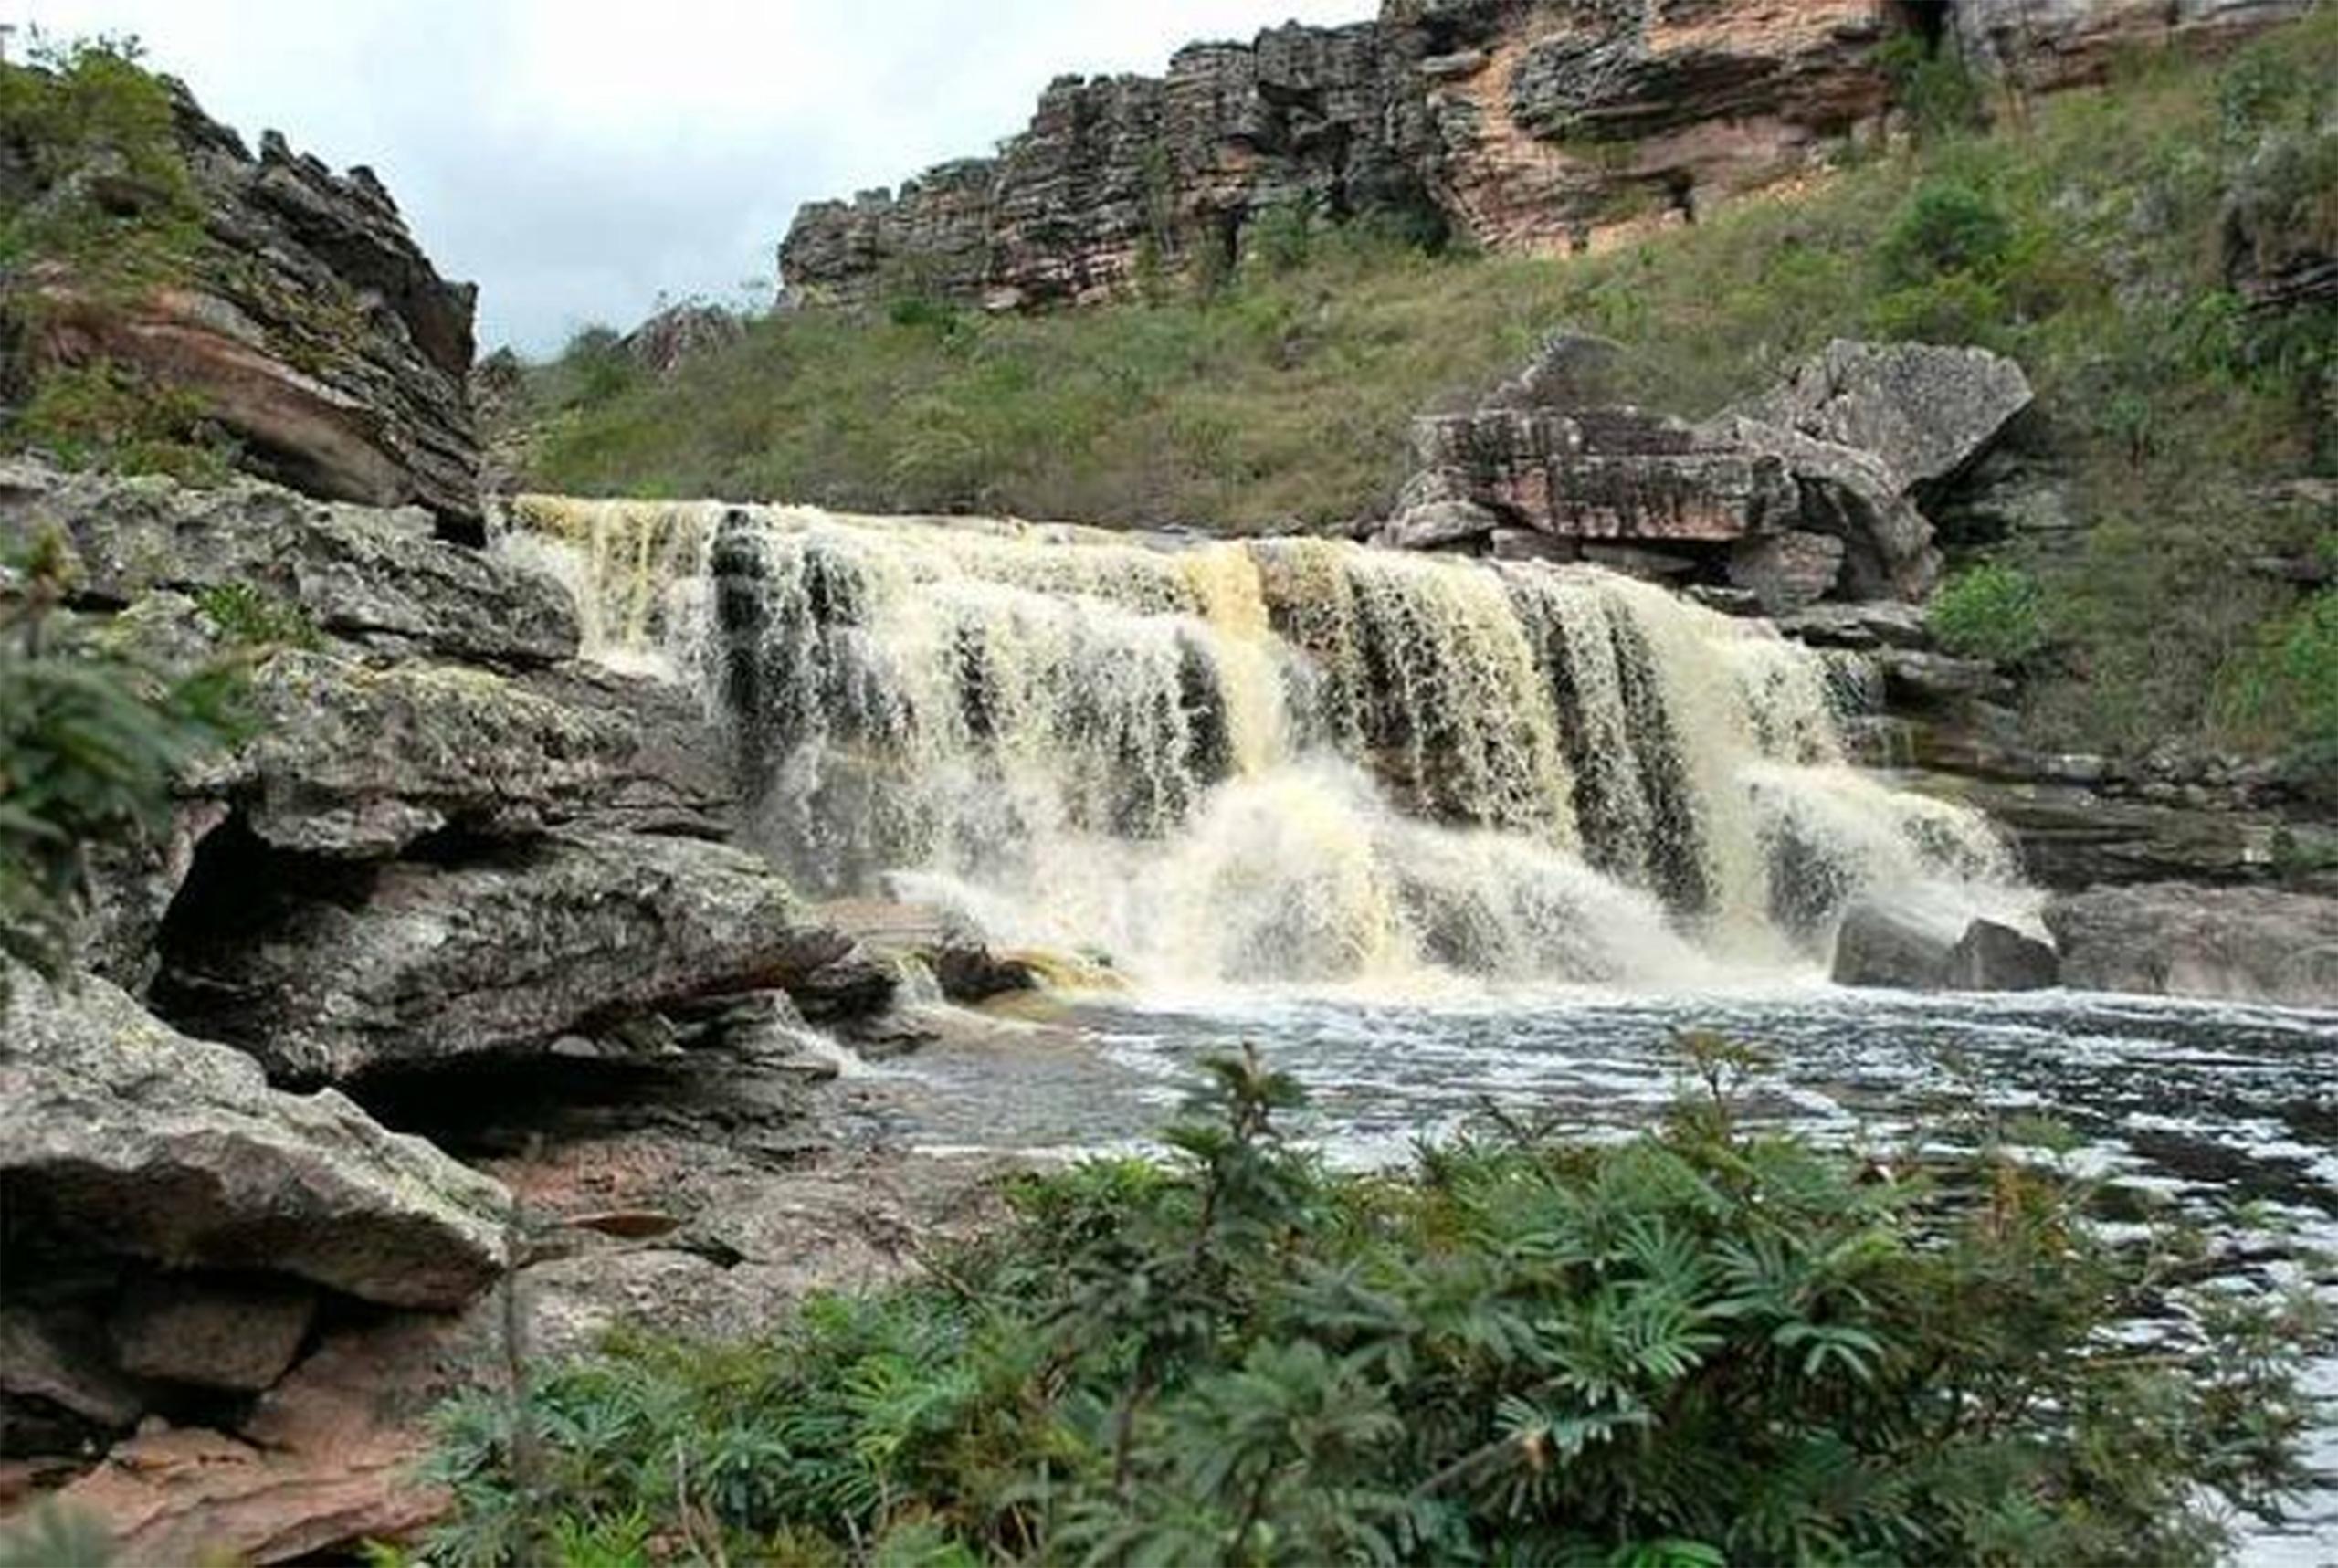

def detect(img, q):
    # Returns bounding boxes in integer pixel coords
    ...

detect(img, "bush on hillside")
[423,1045,2313,1567]
[1876,179,2014,289]
[1930,562,2049,667]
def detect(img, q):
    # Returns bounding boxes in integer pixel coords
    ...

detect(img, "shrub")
[1880,33,1988,142]
[1877,178,2014,289]
[12,360,235,484]
[193,582,321,650]
[2218,588,2338,751]
[427,1046,2312,1567]
[1931,562,2048,666]
[0,33,202,280]
[0,527,245,987]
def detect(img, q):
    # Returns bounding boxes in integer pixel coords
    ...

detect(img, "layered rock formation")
[0,460,983,1558]
[1385,336,2031,606]
[4,79,483,534]
[778,0,2313,309]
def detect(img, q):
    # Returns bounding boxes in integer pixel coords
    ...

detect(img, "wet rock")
[1943,918,2059,992]
[1830,898,1958,990]
[109,1277,318,1394]
[2045,884,2338,1007]
[153,830,868,1083]
[12,90,481,533]
[0,462,572,667]
[822,899,1043,1005]
[1,966,508,1309]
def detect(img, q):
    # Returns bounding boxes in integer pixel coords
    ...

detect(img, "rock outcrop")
[0,964,509,1309]
[779,0,2313,310]
[2046,883,2338,1007]
[156,829,854,1085]
[5,81,482,533]
[1385,338,2029,605]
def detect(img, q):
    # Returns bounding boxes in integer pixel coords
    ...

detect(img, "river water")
[854,983,2338,1565]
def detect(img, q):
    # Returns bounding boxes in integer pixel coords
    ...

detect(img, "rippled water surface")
[865,984,2338,1564]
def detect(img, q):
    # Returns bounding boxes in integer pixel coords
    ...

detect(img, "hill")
[502,14,2334,769]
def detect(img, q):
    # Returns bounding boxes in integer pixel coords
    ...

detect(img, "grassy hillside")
[509,16,2335,769]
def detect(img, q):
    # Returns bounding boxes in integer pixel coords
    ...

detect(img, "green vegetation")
[14,359,235,483]
[426,1045,2312,1567]
[0,527,244,990]
[1930,563,2048,668]
[508,16,2336,766]
[0,34,231,482]
[193,580,323,650]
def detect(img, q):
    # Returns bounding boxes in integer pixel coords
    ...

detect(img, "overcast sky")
[15,0,1367,353]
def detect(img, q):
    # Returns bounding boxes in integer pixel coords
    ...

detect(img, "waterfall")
[507,496,2030,991]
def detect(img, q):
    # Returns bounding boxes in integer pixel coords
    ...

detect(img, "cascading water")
[507,496,2032,993]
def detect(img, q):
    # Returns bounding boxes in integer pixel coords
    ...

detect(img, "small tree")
[0,527,244,991]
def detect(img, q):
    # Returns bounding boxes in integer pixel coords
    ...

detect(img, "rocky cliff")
[779,0,2312,310]
[1,67,484,535]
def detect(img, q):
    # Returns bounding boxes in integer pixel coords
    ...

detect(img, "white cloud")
[14,0,1369,350]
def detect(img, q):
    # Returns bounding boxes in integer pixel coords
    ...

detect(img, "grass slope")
[511,17,2335,765]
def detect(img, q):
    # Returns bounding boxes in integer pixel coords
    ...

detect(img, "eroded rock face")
[779,0,2312,309]
[0,462,570,667]
[12,91,482,533]
[153,829,869,1084]
[2046,883,2338,1006]
[0,965,510,1309]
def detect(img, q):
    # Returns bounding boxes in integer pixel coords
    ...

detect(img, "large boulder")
[1735,341,2035,495]
[2045,884,2338,1007]
[1831,897,1960,989]
[0,966,510,1309]
[1833,900,2058,993]
[1384,339,2032,604]
[151,829,885,1083]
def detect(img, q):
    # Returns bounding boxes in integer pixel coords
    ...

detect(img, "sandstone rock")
[1736,341,2034,492]
[2045,883,2338,1007]
[152,829,875,1083]
[1943,918,2059,992]
[1728,530,1845,614]
[0,966,509,1308]
[1954,0,2313,91]
[0,462,572,668]
[9,89,481,532]
[1706,413,1942,600]
[1409,405,1801,544]
[49,1314,466,1567]
[781,3,2312,310]
[109,1277,318,1393]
